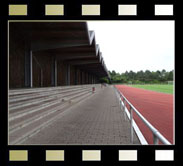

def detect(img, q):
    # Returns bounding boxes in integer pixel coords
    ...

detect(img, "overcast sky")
[87,21,174,74]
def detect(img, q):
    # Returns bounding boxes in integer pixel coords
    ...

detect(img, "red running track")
[115,85,174,144]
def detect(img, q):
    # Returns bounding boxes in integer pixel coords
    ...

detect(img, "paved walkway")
[22,86,140,145]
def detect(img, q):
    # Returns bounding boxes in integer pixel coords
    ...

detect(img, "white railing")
[114,86,171,145]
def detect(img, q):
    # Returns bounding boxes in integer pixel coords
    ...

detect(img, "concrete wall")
[9,30,53,88]
[32,56,41,87]
[9,33,98,89]
[9,30,25,89]
[57,61,67,86]
[32,54,52,87]
[81,71,85,84]
[70,65,75,85]
[77,69,81,85]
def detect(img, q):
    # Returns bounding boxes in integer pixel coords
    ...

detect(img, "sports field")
[128,84,173,94]
[115,85,174,144]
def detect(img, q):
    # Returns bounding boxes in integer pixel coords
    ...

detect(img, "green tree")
[108,69,173,84]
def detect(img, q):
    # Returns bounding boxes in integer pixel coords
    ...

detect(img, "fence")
[114,86,171,145]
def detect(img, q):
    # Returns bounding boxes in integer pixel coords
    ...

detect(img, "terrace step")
[9,86,89,103]
[9,90,93,134]
[9,88,90,110]
[9,85,95,96]
[9,85,100,145]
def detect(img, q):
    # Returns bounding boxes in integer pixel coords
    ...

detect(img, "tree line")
[101,69,174,84]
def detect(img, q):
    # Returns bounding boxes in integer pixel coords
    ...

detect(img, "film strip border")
[3,1,178,166]
[7,2,175,19]
[7,149,175,162]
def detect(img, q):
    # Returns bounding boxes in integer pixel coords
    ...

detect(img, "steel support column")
[88,74,90,84]
[51,58,57,86]
[66,64,70,85]
[25,49,33,88]
[55,59,57,86]
[74,68,78,85]
[80,70,83,85]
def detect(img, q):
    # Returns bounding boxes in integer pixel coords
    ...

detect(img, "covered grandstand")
[9,22,110,88]
[8,22,115,145]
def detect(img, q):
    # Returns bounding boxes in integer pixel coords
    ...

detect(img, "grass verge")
[128,84,173,94]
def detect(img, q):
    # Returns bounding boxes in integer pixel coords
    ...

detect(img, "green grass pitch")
[128,84,174,94]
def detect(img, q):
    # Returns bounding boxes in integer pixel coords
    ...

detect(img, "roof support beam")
[24,47,33,88]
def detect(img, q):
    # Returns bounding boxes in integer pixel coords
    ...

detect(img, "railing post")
[130,106,134,143]
[119,93,121,105]
[123,99,127,121]
[120,96,123,110]
[153,134,159,145]
[119,98,122,110]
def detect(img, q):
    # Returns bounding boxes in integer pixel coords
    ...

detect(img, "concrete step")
[9,99,63,120]
[9,94,63,111]
[9,85,93,96]
[9,87,61,96]
[9,88,91,111]
[9,90,91,121]
[8,85,103,145]
[9,101,68,133]
[9,86,90,103]
[9,89,92,118]
[9,90,93,133]
[9,90,94,145]
[9,103,72,144]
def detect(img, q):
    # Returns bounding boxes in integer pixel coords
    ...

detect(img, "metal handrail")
[114,86,171,145]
